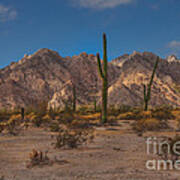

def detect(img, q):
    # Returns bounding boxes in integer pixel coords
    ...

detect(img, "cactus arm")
[143,56,159,111]
[149,56,159,87]
[103,33,108,78]
[143,84,147,101]
[147,56,159,100]
[97,53,104,79]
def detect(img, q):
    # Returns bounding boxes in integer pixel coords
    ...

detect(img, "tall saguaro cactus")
[143,56,159,111]
[72,84,76,112]
[97,33,108,124]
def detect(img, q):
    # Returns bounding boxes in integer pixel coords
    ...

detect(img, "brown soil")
[0,120,180,180]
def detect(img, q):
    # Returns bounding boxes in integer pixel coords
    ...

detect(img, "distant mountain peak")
[34,48,62,58]
[111,51,158,67]
[167,55,179,63]
[0,49,179,109]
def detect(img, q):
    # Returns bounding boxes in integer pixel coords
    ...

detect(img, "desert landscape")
[0,109,180,180]
[0,1,180,179]
[0,35,180,179]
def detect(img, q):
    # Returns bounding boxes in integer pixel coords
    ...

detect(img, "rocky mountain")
[167,55,180,63]
[0,48,179,109]
[110,51,180,107]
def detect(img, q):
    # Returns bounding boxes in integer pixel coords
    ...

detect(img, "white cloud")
[168,40,180,48]
[0,4,17,22]
[71,0,134,9]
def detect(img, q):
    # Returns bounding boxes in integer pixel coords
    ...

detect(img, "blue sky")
[0,0,180,67]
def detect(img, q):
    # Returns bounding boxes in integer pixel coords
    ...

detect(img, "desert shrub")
[26,112,36,120]
[25,100,48,117]
[154,105,174,111]
[107,116,118,124]
[137,111,152,119]
[26,113,42,127]
[0,108,19,122]
[133,118,168,132]
[26,149,51,168]
[77,106,93,115]
[118,105,133,114]
[0,114,21,134]
[42,114,51,123]
[58,112,75,124]
[77,106,89,115]
[108,105,132,117]
[32,117,42,127]
[152,106,174,120]
[55,128,94,149]
[108,106,119,117]
[77,105,101,115]
[77,113,100,122]
[172,110,180,120]
[26,111,51,127]
[117,112,139,120]
[68,119,92,129]
[49,122,60,132]
[9,114,22,121]
[47,107,60,120]
[26,149,68,168]
[35,101,48,117]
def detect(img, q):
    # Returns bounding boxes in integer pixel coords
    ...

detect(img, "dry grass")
[0,114,22,134]
[77,113,100,120]
[54,127,94,149]
[133,118,168,132]
[172,110,180,119]
[26,149,51,168]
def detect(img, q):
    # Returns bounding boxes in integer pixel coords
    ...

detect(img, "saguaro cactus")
[143,56,159,111]
[72,84,76,112]
[97,33,108,124]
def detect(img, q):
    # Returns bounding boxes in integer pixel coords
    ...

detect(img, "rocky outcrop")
[0,49,179,109]
[167,55,179,63]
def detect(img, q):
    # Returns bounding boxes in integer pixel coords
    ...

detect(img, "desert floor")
[0,119,180,180]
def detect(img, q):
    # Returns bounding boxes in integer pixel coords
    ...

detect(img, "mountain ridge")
[0,48,179,109]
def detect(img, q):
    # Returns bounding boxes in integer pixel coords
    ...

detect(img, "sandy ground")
[0,120,180,180]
